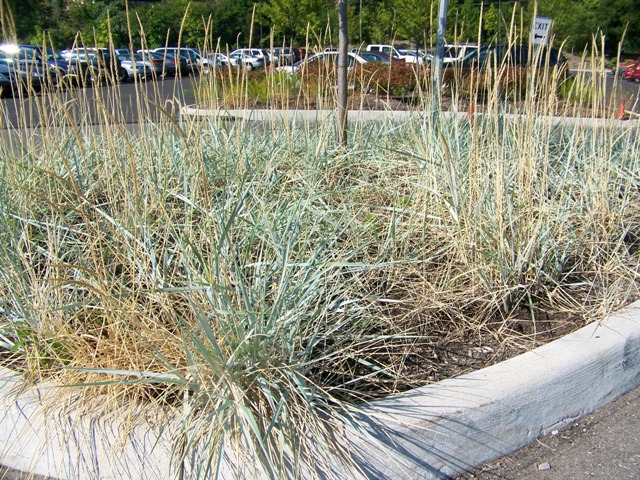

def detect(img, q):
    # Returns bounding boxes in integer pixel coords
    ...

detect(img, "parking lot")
[0,75,198,129]
[608,73,640,115]
[1,67,638,130]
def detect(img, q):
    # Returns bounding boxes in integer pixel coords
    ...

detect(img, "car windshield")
[360,52,386,62]
[18,49,39,61]
[47,51,65,61]
[444,46,458,57]
[462,47,487,63]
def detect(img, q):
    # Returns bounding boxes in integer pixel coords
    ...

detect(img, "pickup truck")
[427,44,479,65]
[365,44,425,64]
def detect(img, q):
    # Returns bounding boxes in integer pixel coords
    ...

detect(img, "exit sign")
[531,16,552,45]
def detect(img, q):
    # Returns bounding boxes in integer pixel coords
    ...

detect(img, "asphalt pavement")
[0,75,198,128]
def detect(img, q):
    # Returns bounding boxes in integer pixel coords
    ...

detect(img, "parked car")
[2,44,72,86]
[290,48,307,64]
[0,70,12,96]
[0,44,64,88]
[137,51,169,77]
[137,50,180,77]
[41,49,73,84]
[623,61,640,81]
[460,44,567,72]
[271,47,294,66]
[60,47,127,84]
[427,44,479,65]
[229,48,270,67]
[366,44,424,64]
[278,51,367,74]
[0,62,44,95]
[227,51,265,70]
[165,53,189,76]
[202,52,229,68]
[398,48,429,62]
[610,58,638,77]
[149,47,210,74]
[113,48,131,57]
[352,50,394,64]
[117,53,157,80]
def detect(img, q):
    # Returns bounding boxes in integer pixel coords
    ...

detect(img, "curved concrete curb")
[179,106,638,131]
[1,302,639,479]
[347,301,640,478]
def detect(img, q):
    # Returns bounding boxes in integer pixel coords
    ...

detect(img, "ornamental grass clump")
[1,29,640,480]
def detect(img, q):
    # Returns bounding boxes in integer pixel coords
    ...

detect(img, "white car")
[203,52,229,68]
[398,48,429,63]
[277,51,367,74]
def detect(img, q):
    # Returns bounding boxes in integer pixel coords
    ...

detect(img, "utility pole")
[432,0,449,115]
[337,0,348,147]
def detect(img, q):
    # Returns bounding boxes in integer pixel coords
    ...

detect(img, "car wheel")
[87,67,101,85]
[57,74,76,90]
[246,63,253,71]
[117,67,128,83]
[46,68,63,88]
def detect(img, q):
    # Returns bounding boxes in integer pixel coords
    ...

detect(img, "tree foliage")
[0,0,638,54]
[258,0,339,47]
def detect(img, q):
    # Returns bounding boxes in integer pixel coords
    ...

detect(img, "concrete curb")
[348,301,640,478]
[1,301,639,479]
[179,106,639,130]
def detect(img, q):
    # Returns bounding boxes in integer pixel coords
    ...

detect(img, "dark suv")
[60,47,127,84]
[0,44,49,93]
[13,44,71,85]
[461,44,568,72]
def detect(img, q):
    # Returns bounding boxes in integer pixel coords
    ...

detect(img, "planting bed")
[1,72,639,477]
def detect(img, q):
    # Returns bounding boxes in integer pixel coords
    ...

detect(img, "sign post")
[531,16,552,46]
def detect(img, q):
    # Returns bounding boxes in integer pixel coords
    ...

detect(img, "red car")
[623,61,640,81]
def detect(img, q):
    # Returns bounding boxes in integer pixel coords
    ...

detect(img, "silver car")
[227,51,264,71]
[117,53,155,80]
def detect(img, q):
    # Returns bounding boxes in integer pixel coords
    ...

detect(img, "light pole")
[337,0,348,147]
[432,0,449,114]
